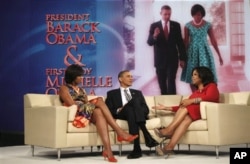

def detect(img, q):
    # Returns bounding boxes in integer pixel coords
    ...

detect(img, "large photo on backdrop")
[28,0,250,96]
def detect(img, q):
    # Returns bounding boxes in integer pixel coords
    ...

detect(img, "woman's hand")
[179,99,194,108]
[152,103,172,111]
[219,56,223,65]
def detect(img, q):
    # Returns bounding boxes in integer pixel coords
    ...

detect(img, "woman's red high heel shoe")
[117,134,138,142]
[102,150,117,162]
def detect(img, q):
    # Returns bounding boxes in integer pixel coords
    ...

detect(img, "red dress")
[172,83,219,121]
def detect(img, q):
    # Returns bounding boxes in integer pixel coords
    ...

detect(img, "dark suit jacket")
[105,88,149,118]
[147,20,186,69]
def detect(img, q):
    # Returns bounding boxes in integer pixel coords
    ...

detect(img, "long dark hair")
[192,66,215,86]
[64,64,83,84]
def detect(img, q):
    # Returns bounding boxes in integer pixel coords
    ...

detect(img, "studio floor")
[1,144,246,164]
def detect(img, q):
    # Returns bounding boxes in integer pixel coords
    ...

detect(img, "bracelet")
[194,98,201,104]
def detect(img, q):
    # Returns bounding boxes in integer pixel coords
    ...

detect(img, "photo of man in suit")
[147,5,186,95]
[105,70,158,159]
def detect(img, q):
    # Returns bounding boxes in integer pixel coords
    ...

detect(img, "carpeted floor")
[1,143,245,164]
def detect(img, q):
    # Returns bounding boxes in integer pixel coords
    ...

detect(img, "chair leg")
[246,143,249,148]
[215,146,219,159]
[188,144,191,151]
[177,144,180,151]
[31,145,34,156]
[91,146,93,152]
[97,145,101,151]
[119,144,122,156]
[57,148,61,161]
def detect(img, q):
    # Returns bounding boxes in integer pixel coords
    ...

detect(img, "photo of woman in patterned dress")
[181,4,223,92]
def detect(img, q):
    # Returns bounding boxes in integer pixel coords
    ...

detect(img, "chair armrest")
[24,105,69,148]
[205,103,250,145]
[200,101,218,119]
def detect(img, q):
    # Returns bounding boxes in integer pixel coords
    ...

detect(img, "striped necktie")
[124,89,132,101]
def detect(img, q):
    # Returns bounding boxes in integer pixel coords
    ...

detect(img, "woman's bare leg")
[160,107,189,136]
[164,115,193,150]
[92,109,113,157]
[94,97,133,138]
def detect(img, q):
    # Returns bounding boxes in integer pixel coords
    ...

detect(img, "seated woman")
[59,64,138,163]
[152,66,220,156]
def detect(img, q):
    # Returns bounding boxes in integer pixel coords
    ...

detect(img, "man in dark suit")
[147,5,186,95]
[105,70,158,159]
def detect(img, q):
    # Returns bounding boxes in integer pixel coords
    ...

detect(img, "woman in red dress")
[153,66,220,156]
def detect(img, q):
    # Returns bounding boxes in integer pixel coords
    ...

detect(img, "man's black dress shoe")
[127,152,142,159]
[146,138,159,148]
[145,134,159,148]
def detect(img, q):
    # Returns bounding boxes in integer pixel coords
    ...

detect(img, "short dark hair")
[64,64,83,84]
[192,66,214,86]
[191,4,206,17]
[118,70,130,79]
[161,5,171,11]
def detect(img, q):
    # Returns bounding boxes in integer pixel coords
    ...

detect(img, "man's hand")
[179,61,185,68]
[117,107,123,114]
[153,27,160,39]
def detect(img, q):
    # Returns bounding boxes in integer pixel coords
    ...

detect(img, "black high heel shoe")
[156,146,174,158]
[144,134,159,148]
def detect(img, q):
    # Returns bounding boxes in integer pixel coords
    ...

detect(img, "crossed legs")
[159,107,193,150]
[92,109,113,157]
[94,97,134,138]
[92,97,136,158]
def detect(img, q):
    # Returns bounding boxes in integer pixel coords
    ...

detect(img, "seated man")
[105,70,159,159]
